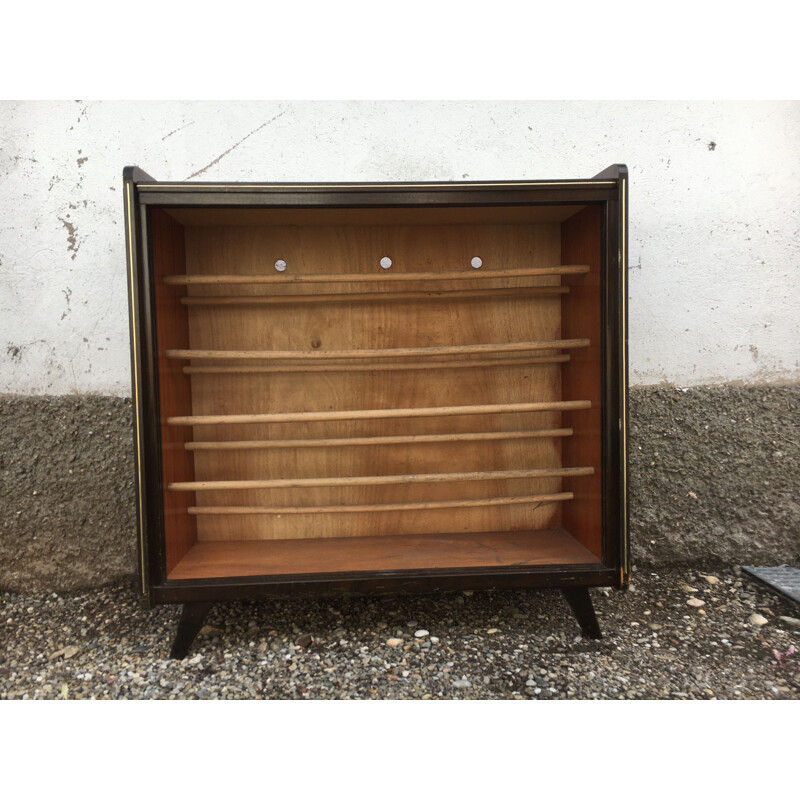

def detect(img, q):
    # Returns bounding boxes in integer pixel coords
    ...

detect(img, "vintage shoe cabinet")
[123,165,629,657]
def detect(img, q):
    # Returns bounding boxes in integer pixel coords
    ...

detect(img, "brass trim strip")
[136,180,618,191]
[125,181,147,595]
[621,175,629,582]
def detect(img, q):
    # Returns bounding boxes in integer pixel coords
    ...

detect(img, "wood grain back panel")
[181,218,571,541]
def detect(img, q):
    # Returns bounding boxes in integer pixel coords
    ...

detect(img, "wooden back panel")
[181,217,568,541]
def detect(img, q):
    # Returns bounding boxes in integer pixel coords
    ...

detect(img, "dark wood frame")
[123,166,629,654]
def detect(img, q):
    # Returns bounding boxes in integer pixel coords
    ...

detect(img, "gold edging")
[125,181,147,595]
[621,176,629,582]
[136,180,618,191]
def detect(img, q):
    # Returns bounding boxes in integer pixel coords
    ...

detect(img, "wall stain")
[61,288,73,321]
[58,217,80,260]
[5,339,49,364]
[750,345,759,362]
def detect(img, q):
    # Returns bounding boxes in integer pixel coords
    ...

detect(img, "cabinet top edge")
[124,165,628,193]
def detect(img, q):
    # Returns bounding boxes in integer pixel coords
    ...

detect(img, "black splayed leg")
[170,602,214,659]
[562,588,602,639]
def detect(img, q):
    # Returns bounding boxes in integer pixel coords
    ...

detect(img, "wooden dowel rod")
[165,265,590,286]
[166,339,590,362]
[181,286,570,306]
[168,466,594,492]
[188,492,574,515]
[183,354,570,375]
[167,399,591,426]
[186,428,574,451]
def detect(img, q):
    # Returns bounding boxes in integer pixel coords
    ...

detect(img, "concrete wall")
[1,101,798,591]
[1,100,799,394]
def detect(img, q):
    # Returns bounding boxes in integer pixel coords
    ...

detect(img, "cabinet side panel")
[560,206,603,558]
[151,209,197,572]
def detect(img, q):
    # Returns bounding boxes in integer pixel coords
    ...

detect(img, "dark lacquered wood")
[150,210,197,573]
[169,602,214,659]
[594,164,629,586]
[137,182,618,209]
[123,168,156,604]
[562,587,602,639]
[154,565,618,605]
[560,206,604,560]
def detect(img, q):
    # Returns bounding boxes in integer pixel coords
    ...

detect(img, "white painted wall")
[1,100,798,395]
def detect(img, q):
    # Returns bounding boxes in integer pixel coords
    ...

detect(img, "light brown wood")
[167,339,589,362]
[166,528,601,580]
[185,427,573,450]
[184,219,567,541]
[165,265,589,285]
[183,355,570,375]
[150,209,197,572]
[188,493,572,515]
[168,400,591,427]
[181,285,570,306]
[169,466,593,492]
[561,205,604,558]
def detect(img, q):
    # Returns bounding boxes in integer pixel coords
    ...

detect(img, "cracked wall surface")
[1,100,799,393]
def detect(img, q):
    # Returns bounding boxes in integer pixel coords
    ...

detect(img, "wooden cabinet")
[123,166,629,657]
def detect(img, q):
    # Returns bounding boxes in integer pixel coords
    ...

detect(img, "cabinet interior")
[150,203,604,580]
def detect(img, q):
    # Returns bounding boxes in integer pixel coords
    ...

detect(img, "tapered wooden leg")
[170,602,214,659]
[562,587,602,639]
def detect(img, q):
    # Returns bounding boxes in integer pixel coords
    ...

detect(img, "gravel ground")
[2,566,799,700]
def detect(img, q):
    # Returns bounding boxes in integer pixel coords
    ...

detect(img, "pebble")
[49,645,80,661]
[486,628,499,635]
[414,630,429,638]
[687,598,705,607]
[778,616,800,629]
[453,679,472,689]
[748,613,768,627]
[703,575,720,585]
[386,638,403,648]
[648,623,663,631]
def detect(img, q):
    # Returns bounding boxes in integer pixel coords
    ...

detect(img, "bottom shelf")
[167,529,601,581]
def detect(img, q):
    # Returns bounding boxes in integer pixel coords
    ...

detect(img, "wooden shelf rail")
[181,286,569,306]
[183,354,570,375]
[167,399,591,427]
[166,339,589,363]
[164,265,590,286]
[186,427,573,451]
[187,492,574,515]
[168,466,594,492]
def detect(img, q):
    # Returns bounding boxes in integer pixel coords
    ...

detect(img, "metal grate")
[742,565,800,607]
